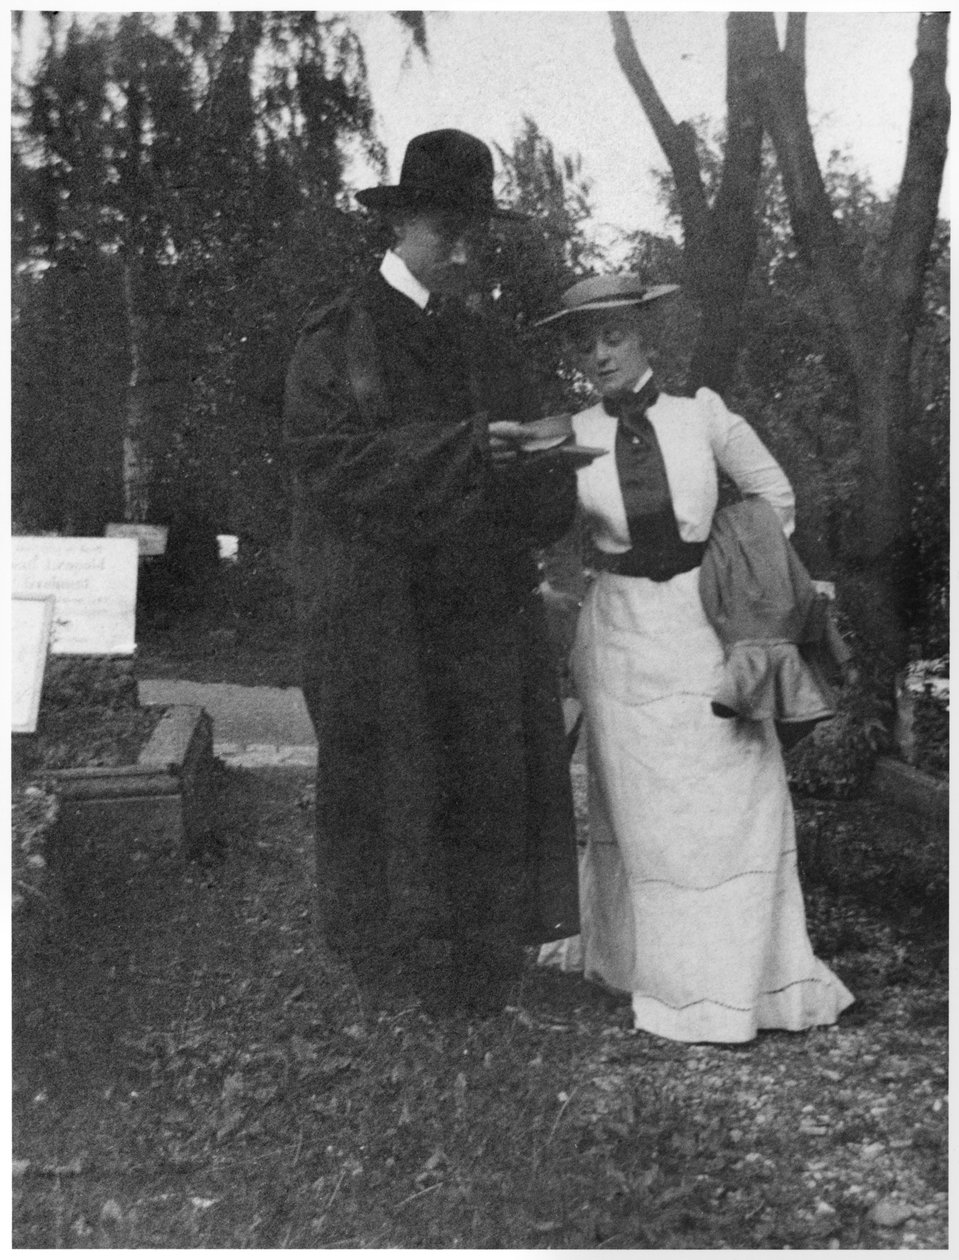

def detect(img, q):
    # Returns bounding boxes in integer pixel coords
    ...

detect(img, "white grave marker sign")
[105,522,169,556]
[12,537,139,655]
[12,596,54,733]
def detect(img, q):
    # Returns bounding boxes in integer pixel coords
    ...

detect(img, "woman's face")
[569,313,651,397]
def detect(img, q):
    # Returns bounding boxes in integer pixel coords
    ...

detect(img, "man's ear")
[391,214,411,248]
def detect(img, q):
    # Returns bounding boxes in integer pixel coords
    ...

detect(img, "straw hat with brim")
[355,129,526,221]
[536,274,681,326]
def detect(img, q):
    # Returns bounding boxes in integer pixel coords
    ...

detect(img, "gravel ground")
[564,979,947,1248]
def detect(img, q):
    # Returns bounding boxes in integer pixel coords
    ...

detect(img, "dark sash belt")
[592,543,705,581]
[593,508,706,582]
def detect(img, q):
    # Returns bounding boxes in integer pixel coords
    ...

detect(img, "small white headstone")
[12,596,54,733]
[217,534,239,563]
[12,537,139,655]
[105,522,169,556]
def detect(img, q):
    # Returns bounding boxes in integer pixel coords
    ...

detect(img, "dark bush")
[913,688,949,778]
[40,657,139,713]
[786,675,890,799]
[138,510,224,627]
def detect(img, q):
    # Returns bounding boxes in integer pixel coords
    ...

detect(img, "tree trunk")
[609,11,765,394]
[122,260,151,523]
[687,14,767,393]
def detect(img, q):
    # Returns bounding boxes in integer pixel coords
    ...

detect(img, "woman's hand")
[812,579,836,602]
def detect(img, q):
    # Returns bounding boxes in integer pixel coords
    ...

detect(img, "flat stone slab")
[138,681,317,766]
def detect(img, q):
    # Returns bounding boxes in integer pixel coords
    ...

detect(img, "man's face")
[393,210,490,297]
[568,312,652,397]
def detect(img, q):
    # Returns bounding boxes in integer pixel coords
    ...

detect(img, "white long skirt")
[543,567,853,1043]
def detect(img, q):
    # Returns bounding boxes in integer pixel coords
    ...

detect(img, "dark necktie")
[594,378,708,581]
[609,377,674,546]
[603,377,660,425]
[424,293,453,321]
[423,292,463,345]
[422,293,468,401]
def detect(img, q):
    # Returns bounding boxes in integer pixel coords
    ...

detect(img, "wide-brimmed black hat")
[355,129,525,220]
[536,273,680,326]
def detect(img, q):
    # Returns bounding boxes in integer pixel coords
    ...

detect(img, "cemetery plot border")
[48,704,215,858]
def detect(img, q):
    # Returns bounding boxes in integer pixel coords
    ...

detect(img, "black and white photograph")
[11,7,948,1249]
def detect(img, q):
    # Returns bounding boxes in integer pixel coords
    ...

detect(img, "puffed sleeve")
[698,388,795,536]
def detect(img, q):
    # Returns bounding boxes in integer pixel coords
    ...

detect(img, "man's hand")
[488,420,528,465]
[488,420,530,445]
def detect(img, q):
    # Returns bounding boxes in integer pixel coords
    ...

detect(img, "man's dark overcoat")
[283,271,580,979]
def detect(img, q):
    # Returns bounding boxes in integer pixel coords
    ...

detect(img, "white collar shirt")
[379,250,430,310]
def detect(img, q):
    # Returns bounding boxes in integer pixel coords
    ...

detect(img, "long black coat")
[283,271,580,968]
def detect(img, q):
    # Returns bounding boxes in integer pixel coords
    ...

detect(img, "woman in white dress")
[538,274,853,1044]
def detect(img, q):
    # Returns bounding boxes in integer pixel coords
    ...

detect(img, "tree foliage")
[12,11,384,537]
[609,10,949,672]
[650,127,950,655]
[492,116,602,414]
[11,13,948,658]
[746,12,949,669]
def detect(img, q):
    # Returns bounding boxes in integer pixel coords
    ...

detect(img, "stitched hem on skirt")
[630,968,854,1044]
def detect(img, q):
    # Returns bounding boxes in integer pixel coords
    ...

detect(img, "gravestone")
[12,537,139,655]
[216,534,239,563]
[105,522,169,557]
[12,596,54,734]
[12,538,217,858]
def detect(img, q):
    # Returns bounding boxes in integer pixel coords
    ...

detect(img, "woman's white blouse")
[572,386,795,553]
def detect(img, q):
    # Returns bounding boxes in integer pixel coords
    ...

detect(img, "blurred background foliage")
[11,13,948,664]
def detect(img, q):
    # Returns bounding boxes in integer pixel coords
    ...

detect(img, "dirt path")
[13,768,947,1248]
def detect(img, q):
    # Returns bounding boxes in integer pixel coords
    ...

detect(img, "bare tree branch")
[686,13,767,389]
[609,11,770,391]
[749,15,869,375]
[391,11,429,62]
[608,11,709,245]
[878,12,950,366]
[711,14,766,250]
[784,13,805,78]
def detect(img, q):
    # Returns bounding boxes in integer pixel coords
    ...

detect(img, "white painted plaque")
[105,522,169,556]
[12,597,54,733]
[12,537,139,655]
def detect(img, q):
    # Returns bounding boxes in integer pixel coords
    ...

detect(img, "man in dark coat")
[283,130,580,1016]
